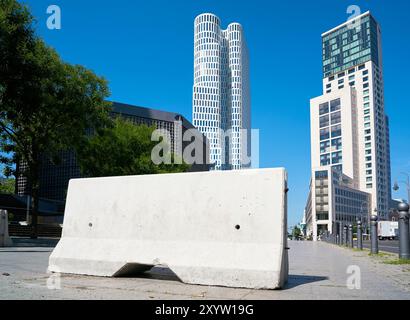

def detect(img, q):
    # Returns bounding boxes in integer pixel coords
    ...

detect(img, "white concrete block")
[48,168,288,289]
[0,210,13,247]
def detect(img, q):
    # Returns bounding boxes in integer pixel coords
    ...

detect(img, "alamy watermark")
[150,121,260,169]
[46,5,61,30]
[346,265,361,290]
[346,5,362,30]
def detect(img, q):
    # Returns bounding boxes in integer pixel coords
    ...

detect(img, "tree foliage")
[0,0,111,237]
[0,178,14,194]
[78,118,189,177]
[292,226,302,239]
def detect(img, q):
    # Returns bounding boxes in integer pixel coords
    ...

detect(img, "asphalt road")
[362,240,399,254]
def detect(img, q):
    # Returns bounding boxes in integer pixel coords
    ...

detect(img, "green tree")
[0,178,14,194]
[78,118,189,177]
[292,226,302,240]
[0,0,111,238]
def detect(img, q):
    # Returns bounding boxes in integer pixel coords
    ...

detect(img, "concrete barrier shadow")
[284,275,328,289]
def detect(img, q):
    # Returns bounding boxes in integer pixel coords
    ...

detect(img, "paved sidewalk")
[0,239,409,300]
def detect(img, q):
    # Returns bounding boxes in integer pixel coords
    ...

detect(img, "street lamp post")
[393,172,410,204]
[360,201,369,240]
[357,220,363,250]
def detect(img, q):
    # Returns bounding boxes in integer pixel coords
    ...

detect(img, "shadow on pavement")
[138,266,181,282]
[285,275,328,289]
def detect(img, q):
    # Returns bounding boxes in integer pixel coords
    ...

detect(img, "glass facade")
[318,98,342,168]
[314,170,329,221]
[322,14,379,78]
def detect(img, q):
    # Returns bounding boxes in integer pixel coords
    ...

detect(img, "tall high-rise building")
[192,13,251,170]
[305,12,391,240]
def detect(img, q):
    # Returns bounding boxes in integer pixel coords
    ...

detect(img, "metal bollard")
[357,220,363,250]
[348,224,353,248]
[370,215,379,254]
[343,225,348,247]
[398,202,410,260]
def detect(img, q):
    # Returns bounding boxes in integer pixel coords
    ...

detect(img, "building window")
[330,99,341,112]
[320,154,331,166]
[331,111,341,125]
[320,140,331,154]
[332,151,342,164]
[332,138,342,151]
[331,124,341,137]
[320,115,330,128]
[320,128,330,141]
[319,102,329,115]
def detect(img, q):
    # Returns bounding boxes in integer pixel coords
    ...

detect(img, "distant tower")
[192,13,251,170]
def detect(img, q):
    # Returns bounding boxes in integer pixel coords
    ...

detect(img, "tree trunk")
[30,186,39,239]
[29,155,40,240]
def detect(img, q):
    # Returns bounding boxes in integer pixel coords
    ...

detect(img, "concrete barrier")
[48,168,289,289]
[0,210,13,247]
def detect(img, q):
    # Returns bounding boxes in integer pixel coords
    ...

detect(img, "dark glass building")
[322,13,380,78]
[16,102,210,203]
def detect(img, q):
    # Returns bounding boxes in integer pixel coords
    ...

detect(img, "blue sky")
[20,0,410,227]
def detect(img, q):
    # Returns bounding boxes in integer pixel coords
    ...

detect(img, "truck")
[378,221,399,240]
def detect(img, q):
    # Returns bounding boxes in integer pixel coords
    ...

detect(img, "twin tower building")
[193,12,392,240]
[192,13,251,171]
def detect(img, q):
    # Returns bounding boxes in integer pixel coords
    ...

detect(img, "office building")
[305,12,391,240]
[192,13,251,170]
[16,102,210,203]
